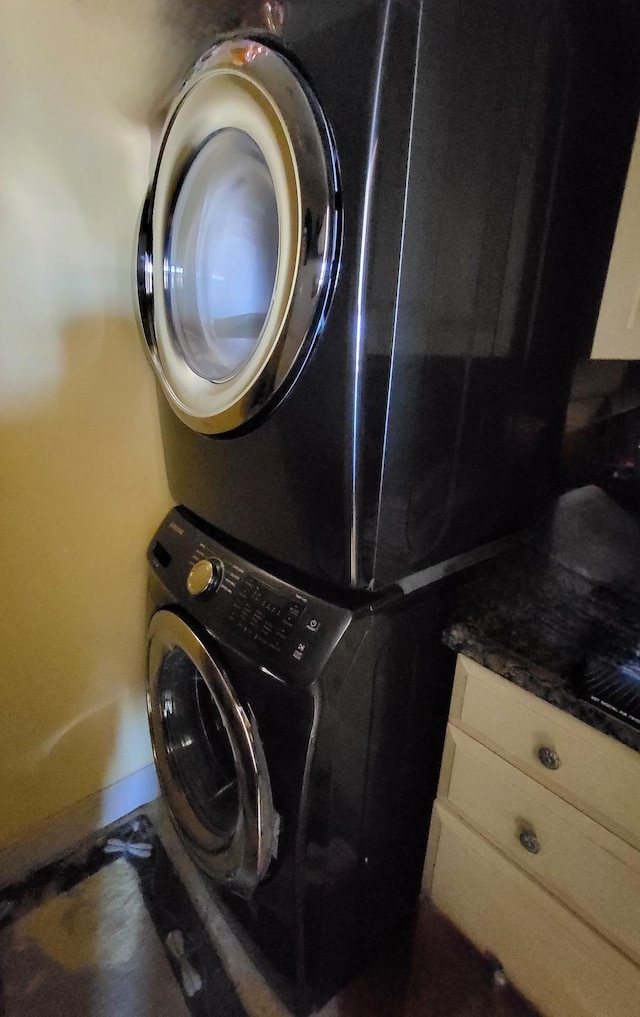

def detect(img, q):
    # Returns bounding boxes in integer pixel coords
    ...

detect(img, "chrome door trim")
[147,609,278,894]
[138,37,340,435]
[136,194,154,351]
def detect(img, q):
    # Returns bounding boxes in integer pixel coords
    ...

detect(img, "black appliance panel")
[150,0,640,591]
[146,507,459,1012]
[149,507,352,687]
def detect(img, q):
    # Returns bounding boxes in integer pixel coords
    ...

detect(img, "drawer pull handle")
[537,746,560,770]
[519,828,540,855]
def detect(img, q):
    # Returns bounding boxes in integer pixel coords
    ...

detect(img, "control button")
[292,642,308,661]
[186,558,224,597]
[305,618,321,635]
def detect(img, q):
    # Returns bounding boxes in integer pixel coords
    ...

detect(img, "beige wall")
[0,0,224,849]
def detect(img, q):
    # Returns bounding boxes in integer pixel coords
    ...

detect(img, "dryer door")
[147,609,279,895]
[138,37,340,436]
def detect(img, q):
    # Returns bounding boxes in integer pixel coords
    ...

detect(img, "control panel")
[148,509,353,685]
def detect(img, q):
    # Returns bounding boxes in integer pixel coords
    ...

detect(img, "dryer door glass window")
[166,130,280,383]
[139,39,339,435]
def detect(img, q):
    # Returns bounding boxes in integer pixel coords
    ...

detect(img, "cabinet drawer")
[450,655,640,849]
[426,803,640,1017]
[440,726,640,966]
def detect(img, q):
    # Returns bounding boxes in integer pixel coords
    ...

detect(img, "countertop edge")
[444,622,640,755]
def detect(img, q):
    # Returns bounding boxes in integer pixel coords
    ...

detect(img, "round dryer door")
[147,609,279,895]
[137,37,340,435]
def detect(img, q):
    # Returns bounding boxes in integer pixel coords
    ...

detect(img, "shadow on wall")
[0,0,222,851]
[0,314,168,845]
[0,0,282,854]
[73,0,276,125]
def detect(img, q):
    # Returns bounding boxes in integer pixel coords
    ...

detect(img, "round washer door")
[138,37,340,435]
[147,609,279,895]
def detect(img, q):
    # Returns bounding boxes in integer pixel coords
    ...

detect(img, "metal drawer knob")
[537,746,560,770]
[518,828,540,855]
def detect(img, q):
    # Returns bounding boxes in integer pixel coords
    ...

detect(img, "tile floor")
[146,801,539,1017]
[0,798,538,1017]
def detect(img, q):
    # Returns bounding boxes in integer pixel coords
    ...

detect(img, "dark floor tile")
[332,898,539,1017]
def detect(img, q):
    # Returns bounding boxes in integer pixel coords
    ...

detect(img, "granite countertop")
[444,485,640,753]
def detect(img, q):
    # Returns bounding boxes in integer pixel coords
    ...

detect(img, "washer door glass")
[166,129,279,383]
[147,610,278,894]
[158,644,240,842]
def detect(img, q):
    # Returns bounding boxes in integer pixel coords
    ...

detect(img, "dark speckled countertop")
[444,485,640,753]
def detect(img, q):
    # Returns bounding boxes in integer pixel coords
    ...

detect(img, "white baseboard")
[0,764,160,889]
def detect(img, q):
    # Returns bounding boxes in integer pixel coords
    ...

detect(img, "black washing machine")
[137,0,640,590]
[146,506,459,1011]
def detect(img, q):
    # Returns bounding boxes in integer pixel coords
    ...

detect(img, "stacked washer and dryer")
[137,0,640,1010]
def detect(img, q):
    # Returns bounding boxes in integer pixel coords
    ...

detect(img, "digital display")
[245,577,291,619]
[228,574,306,655]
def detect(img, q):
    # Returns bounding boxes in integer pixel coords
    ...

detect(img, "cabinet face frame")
[424,652,640,1017]
[438,724,640,966]
[447,655,640,851]
[428,805,640,1017]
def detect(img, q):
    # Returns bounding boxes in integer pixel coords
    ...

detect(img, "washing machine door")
[137,37,340,435]
[147,609,279,895]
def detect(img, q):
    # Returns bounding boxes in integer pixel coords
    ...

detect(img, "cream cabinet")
[591,120,640,359]
[424,654,640,1017]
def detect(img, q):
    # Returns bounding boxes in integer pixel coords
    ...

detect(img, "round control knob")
[187,558,223,597]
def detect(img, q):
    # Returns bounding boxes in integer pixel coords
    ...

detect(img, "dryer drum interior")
[147,609,278,895]
[137,38,340,437]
